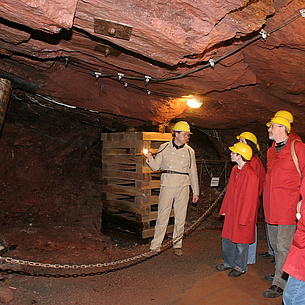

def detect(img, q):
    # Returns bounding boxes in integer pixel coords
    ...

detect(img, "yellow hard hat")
[266,116,291,133]
[236,131,260,151]
[274,110,293,123]
[172,121,192,134]
[229,142,253,161]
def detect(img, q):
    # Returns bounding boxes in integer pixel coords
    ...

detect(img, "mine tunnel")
[0,78,284,305]
[1,0,305,304]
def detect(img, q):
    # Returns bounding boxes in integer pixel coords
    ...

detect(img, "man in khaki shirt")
[144,121,199,256]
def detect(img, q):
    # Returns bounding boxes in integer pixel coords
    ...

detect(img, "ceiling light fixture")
[185,95,203,109]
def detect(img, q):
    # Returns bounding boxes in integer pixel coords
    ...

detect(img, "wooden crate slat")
[104,179,160,190]
[102,155,139,164]
[142,166,163,173]
[104,163,137,171]
[102,169,148,181]
[142,132,172,141]
[102,185,144,196]
[101,131,173,238]
[141,225,174,239]
[138,180,160,190]
[136,210,174,222]
[103,199,150,214]
[101,132,142,141]
[103,162,144,172]
[102,147,136,156]
[103,140,143,149]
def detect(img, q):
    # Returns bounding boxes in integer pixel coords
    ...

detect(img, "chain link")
[0,186,226,271]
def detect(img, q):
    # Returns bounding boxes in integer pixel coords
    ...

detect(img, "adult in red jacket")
[263,116,305,298]
[282,180,305,305]
[274,110,302,142]
[216,142,259,277]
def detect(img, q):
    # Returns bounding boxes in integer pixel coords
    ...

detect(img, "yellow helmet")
[266,116,291,133]
[274,110,293,123]
[172,121,192,134]
[236,131,260,151]
[229,142,253,161]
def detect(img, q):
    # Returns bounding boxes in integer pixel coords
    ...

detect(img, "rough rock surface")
[1,0,305,136]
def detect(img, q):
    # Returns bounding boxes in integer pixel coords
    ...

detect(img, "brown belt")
[163,170,189,175]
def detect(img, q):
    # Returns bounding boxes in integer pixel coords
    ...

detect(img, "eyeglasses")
[269,124,284,129]
[179,132,190,138]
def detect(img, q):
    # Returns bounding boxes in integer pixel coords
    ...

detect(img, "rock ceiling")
[1,0,305,136]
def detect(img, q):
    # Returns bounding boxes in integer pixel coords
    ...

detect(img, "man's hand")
[144,152,152,161]
[192,195,199,203]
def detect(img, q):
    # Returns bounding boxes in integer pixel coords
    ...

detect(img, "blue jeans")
[283,276,305,305]
[265,222,274,255]
[247,225,257,264]
[222,238,249,272]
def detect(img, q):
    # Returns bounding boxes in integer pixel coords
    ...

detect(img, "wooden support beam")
[0,78,12,136]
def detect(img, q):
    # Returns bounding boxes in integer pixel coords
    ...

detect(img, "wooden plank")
[103,163,137,171]
[141,224,174,239]
[103,199,150,214]
[103,192,159,207]
[142,132,172,141]
[102,140,143,149]
[0,78,12,135]
[134,195,159,206]
[103,192,138,201]
[103,178,160,190]
[137,210,174,222]
[102,185,143,196]
[102,155,137,164]
[102,147,136,156]
[102,169,147,181]
[138,180,160,190]
[102,132,146,142]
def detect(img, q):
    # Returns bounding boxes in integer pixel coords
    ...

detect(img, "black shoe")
[264,274,274,281]
[263,285,283,298]
[271,257,275,264]
[215,264,232,271]
[228,269,246,277]
[258,252,274,258]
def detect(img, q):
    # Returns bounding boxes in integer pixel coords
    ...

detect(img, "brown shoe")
[174,248,183,256]
[263,285,283,298]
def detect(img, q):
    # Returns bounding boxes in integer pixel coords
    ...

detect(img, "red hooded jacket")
[220,163,259,244]
[263,137,305,225]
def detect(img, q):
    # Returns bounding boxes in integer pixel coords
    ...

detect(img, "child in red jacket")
[215,142,259,277]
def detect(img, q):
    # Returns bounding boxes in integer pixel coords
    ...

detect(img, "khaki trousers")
[267,224,296,289]
[150,185,190,250]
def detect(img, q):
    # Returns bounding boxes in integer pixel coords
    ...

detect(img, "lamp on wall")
[185,95,203,109]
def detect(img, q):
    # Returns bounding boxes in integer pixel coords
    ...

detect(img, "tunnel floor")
[0,215,283,305]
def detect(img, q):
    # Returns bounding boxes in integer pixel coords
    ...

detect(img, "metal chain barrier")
[0,185,227,275]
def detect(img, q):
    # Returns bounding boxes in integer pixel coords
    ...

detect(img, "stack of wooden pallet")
[101,131,173,238]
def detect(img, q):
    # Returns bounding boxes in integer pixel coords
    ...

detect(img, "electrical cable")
[90,8,305,96]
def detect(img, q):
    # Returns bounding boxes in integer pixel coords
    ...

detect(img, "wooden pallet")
[101,131,173,238]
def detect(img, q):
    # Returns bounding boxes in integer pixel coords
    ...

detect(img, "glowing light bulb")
[186,97,202,109]
[143,148,149,154]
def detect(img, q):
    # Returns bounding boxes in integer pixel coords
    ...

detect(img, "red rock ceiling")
[1,0,305,135]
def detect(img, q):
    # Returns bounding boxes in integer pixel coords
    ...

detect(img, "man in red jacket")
[263,116,305,298]
[216,142,259,277]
